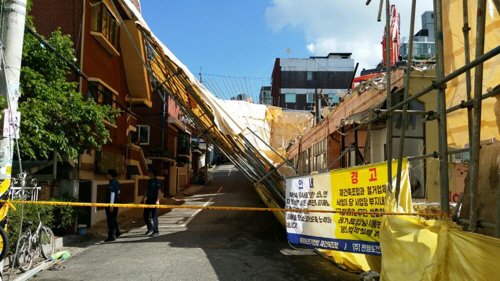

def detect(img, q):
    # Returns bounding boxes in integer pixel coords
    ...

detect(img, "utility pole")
[0,0,27,269]
[0,1,26,189]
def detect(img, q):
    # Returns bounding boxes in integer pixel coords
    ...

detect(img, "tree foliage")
[16,5,119,160]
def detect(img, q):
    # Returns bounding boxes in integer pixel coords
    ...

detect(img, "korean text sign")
[285,160,409,256]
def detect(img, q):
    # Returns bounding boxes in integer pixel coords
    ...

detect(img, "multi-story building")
[259,86,272,105]
[271,53,355,110]
[30,0,190,225]
[400,11,436,61]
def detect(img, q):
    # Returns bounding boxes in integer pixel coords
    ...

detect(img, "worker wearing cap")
[141,168,162,237]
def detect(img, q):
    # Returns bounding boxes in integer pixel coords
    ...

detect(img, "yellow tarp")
[380,215,500,281]
[442,0,500,148]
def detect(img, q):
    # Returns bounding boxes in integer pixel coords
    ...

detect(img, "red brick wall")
[134,91,180,155]
[31,0,83,42]
[79,0,130,156]
[30,0,83,83]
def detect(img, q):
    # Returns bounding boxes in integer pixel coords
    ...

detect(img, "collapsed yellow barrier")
[380,215,500,281]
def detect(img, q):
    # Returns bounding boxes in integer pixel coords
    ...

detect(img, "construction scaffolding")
[111,0,500,275]
[110,0,500,234]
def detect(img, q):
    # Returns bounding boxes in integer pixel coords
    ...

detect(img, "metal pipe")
[354,129,360,166]
[246,128,301,175]
[341,127,346,168]
[395,0,416,202]
[459,218,496,229]
[462,0,473,147]
[364,123,372,164]
[235,136,287,200]
[434,0,451,213]
[496,168,500,238]
[328,145,350,170]
[369,45,500,124]
[424,87,500,121]
[452,192,464,221]
[469,0,487,232]
[348,63,359,91]
[407,147,470,161]
[257,161,288,185]
[376,109,429,114]
[385,0,393,192]
[377,0,384,21]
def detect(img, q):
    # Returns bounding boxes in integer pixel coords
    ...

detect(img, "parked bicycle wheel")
[39,226,55,260]
[16,234,34,273]
[0,227,8,263]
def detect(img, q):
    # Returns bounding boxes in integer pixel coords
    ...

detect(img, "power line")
[220,76,233,100]
[204,73,272,80]
[211,78,229,101]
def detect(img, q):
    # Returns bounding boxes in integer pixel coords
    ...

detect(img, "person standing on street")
[105,169,121,242]
[141,168,162,237]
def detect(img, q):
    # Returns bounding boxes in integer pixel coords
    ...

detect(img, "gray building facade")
[400,11,435,61]
[259,86,272,105]
[271,53,355,110]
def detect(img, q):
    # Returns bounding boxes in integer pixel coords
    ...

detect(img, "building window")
[131,125,150,145]
[307,71,317,81]
[328,94,339,104]
[285,93,296,103]
[87,81,117,109]
[91,1,120,52]
[307,94,315,103]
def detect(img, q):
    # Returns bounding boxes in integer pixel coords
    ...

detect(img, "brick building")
[30,0,190,225]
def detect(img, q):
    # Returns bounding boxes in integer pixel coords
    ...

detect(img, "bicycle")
[16,213,55,272]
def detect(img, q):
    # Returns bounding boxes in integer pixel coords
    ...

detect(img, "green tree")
[15,2,119,160]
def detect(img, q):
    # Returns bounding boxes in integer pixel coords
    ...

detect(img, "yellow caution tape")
[0,200,446,217]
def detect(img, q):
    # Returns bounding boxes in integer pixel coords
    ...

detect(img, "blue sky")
[141,0,433,102]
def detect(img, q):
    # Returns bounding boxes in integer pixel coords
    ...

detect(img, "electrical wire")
[211,78,229,101]
[204,73,272,81]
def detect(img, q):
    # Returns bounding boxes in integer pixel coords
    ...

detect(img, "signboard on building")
[285,160,411,256]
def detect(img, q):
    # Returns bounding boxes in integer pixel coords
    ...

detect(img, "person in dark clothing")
[141,168,162,237]
[105,169,121,242]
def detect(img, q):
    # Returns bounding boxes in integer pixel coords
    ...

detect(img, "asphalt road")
[33,164,358,281]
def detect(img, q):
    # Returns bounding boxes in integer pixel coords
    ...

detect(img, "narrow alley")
[32,164,357,281]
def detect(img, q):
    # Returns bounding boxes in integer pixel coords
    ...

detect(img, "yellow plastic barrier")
[380,215,500,281]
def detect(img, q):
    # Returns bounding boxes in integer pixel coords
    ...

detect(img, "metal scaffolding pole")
[368,45,500,124]
[496,166,500,238]
[462,0,474,145]
[407,147,470,161]
[424,87,500,121]
[385,0,393,192]
[434,0,451,213]
[469,0,487,232]
[395,0,416,201]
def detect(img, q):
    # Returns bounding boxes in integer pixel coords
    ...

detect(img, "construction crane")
[381,4,401,67]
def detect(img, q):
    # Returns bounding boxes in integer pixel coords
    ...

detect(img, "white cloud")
[265,0,433,72]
